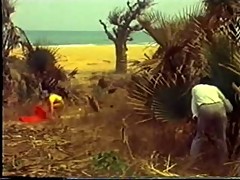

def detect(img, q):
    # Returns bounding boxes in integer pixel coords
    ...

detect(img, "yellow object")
[48,93,64,113]
[49,93,63,104]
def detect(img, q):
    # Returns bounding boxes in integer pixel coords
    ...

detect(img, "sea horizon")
[24,30,155,46]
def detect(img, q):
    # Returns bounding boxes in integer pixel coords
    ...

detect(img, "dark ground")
[2,73,239,177]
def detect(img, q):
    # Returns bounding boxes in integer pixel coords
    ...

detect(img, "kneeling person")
[41,91,64,114]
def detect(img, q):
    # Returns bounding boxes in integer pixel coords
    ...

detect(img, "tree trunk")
[115,40,127,73]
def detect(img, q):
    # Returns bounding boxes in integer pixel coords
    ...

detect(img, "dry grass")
[3,72,239,178]
[3,46,239,178]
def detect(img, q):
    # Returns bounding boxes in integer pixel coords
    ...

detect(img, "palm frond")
[2,1,32,58]
[174,2,206,24]
[219,48,240,75]
[151,84,192,122]
[202,34,232,65]
[128,70,194,122]
[2,0,16,24]
[131,58,160,75]
[203,0,240,14]
[202,34,240,107]
[139,3,206,47]
[25,45,67,81]
[138,11,183,47]
[128,0,240,159]
[129,2,212,124]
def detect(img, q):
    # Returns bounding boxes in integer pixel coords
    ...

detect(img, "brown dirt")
[2,73,239,178]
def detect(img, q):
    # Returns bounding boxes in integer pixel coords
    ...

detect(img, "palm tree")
[2,0,78,103]
[128,0,240,162]
[2,0,34,103]
[2,0,33,61]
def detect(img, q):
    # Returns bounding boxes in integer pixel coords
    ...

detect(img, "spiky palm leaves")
[203,0,240,15]
[202,0,240,158]
[2,0,16,57]
[128,1,240,159]
[26,46,64,77]
[128,6,209,123]
[24,45,78,99]
[202,35,240,102]
[220,52,240,76]
[2,0,15,25]
[135,3,210,74]
[128,71,193,123]
[2,0,32,58]
[3,24,32,58]
[2,0,33,104]
[2,1,77,103]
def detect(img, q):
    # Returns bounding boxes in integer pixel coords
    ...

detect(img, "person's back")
[190,80,233,165]
[192,84,224,106]
[192,84,233,118]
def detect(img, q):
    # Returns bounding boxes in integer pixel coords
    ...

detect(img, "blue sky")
[12,0,201,31]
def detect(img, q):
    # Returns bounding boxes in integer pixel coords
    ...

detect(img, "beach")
[12,44,157,72]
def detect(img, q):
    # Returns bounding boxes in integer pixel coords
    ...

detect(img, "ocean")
[24,30,155,46]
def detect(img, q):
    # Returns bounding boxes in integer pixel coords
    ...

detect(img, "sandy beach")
[12,44,157,73]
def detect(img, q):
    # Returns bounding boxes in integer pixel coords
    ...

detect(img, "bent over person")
[190,77,233,164]
[40,90,65,115]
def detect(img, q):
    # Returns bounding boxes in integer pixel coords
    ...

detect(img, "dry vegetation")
[2,73,239,177]
[2,0,240,178]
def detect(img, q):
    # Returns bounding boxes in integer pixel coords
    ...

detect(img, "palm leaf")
[150,83,192,122]
[219,49,240,76]
[176,2,206,23]
[138,3,205,47]
[202,34,240,105]
[138,11,182,47]
[2,0,15,24]
[128,69,195,123]
[203,0,240,14]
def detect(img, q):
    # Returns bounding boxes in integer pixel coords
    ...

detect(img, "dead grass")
[2,73,239,178]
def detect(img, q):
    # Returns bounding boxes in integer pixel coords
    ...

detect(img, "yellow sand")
[11,45,157,72]
[57,45,156,72]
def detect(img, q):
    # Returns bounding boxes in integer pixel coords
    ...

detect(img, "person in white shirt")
[190,77,233,164]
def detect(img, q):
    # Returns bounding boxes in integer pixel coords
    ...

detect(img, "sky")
[12,0,201,31]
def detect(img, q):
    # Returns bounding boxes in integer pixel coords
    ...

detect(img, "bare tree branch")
[124,0,153,29]
[127,1,135,12]
[99,20,116,42]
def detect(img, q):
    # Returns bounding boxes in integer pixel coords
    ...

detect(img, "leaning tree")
[99,0,153,73]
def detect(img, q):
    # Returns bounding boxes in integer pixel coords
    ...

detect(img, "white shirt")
[191,84,233,117]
